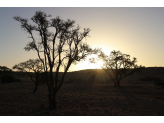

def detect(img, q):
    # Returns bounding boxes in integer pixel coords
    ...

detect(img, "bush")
[1,75,21,83]
[139,76,162,81]
[1,75,15,83]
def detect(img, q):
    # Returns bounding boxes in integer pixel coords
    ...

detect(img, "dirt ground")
[0,79,164,116]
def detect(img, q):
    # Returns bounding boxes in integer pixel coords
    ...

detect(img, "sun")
[70,54,105,71]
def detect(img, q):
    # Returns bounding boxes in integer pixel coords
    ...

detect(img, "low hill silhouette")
[12,67,164,83]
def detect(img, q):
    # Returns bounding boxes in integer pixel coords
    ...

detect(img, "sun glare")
[71,52,107,71]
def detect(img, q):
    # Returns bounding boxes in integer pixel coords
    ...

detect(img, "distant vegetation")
[1,75,20,83]
[0,66,21,83]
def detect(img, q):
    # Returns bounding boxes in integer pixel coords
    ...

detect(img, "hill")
[12,67,164,83]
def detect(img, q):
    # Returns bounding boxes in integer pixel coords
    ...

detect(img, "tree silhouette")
[13,11,99,110]
[13,59,44,93]
[91,50,145,87]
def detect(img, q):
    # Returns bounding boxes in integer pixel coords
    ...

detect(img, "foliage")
[13,11,99,109]
[13,59,44,76]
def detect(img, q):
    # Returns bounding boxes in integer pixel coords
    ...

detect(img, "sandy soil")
[0,79,164,116]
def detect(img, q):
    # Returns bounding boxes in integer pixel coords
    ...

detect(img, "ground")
[0,79,164,116]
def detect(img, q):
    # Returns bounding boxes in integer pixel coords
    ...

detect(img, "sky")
[1,6,164,72]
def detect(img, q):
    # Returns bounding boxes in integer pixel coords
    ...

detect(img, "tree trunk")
[118,82,120,87]
[33,74,39,93]
[47,66,57,110]
[114,81,120,87]
[116,81,120,87]
[48,93,56,110]
[114,82,116,87]
[33,82,38,93]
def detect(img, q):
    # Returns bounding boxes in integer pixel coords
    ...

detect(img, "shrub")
[1,75,21,83]
[1,75,15,83]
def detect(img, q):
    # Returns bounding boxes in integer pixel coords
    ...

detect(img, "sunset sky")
[1,6,164,72]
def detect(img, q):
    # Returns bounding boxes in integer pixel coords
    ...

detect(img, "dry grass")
[1,67,164,116]
[0,80,164,116]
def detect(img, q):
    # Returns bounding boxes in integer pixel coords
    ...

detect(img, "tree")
[12,59,44,93]
[13,11,99,110]
[91,50,145,87]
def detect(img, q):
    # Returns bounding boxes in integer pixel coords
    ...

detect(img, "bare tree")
[91,50,145,87]
[13,59,44,93]
[13,11,99,109]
